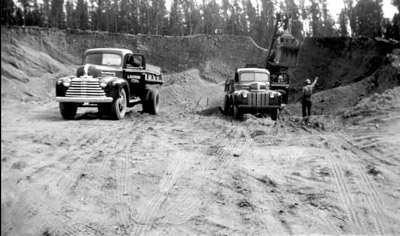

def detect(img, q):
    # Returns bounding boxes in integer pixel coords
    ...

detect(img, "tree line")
[1,0,399,47]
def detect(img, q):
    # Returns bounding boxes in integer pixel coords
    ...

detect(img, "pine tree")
[19,0,30,25]
[1,0,16,25]
[181,0,201,35]
[139,0,151,34]
[50,0,65,28]
[245,0,257,38]
[65,0,74,29]
[75,0,89,30]
[169,0,182,35]
[354,0,384,37]
[149,0,167,35]
[339,9,349,36]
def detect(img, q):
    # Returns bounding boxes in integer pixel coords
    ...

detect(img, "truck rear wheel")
[110,89,127,120]
[59,102,77,120]
[147,89,159,115]
[271,108,279,121]
[142,88,150,113]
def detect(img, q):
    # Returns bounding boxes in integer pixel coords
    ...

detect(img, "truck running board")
[129,98,141,105]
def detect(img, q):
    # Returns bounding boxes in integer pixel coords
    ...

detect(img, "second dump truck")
[223,13,300,120]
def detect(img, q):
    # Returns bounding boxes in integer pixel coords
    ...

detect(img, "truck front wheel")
[98,104,110,116]
[147,89,159,115]
[223,95,232,116]
[271,108,279,121]
[110,89,127,120]
[59,102,77,120]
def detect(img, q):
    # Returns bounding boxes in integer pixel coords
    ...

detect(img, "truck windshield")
[240,72,269,82]
[85,53,122,66]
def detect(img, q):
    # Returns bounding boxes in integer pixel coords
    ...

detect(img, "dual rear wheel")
[142,88,160,115]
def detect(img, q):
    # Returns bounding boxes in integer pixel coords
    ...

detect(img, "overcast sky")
[327,0,397,18]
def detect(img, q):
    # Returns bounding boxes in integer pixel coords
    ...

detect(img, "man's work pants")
[302,100,312,118]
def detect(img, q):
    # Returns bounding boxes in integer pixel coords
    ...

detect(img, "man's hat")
[305,79,311,85]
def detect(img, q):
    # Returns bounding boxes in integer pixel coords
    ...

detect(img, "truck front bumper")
[237,105,281,113]
[56,97,113,103]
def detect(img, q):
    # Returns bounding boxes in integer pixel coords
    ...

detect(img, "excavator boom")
[263,13,302,105]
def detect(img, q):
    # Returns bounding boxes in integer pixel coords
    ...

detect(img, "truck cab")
[56,48,163,120]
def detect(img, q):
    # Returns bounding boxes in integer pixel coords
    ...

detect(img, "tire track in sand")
[131,120,246,235]
[153,123,243,233]
[45,130,114,234]
[333,135,386,235]
[190,121,291,235]
[46,129,103,199]
[100,126,143,234]
[131,150,186,236]
[7,189,100,236]
[321,134,385,235]
[297,135,360,233]
[342,136,391,235]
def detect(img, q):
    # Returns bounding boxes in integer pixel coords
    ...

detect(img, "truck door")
[125,54,146,98]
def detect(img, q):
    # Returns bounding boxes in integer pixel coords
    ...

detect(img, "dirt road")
[1,99,400,236]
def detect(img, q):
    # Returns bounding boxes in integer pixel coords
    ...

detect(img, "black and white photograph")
[1,0,399,235]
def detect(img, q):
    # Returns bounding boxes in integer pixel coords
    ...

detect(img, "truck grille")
[248,93,269,106]
[269,96,280,106]
[66,78,106,98]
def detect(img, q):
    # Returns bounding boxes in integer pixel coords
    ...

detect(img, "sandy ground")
[1,92,400,235]
[2,26,400,236]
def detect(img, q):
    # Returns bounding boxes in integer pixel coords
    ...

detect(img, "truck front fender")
[106,77,130,100]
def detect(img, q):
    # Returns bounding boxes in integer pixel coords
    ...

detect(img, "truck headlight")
[99,80,108,88]
[241,93,248,98]
[62,78,71,87]
[270,93,275,98]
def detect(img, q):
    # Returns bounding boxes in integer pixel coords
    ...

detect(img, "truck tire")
[271,108,279,121]
[233,105,243,120]
[59,102,77,120]
[110,89,127,120]
[98,104,110,116]
[223,95,232,116]
[142,88,150,113]
[147,89,159,115]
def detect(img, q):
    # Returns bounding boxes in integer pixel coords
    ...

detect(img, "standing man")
[301,76,319,124]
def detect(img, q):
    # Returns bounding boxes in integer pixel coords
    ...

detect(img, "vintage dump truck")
[56,48,163,120]
[223,68,282,120]
[223,13,300,120]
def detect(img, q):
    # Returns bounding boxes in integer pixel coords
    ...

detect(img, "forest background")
[1,0,399,48]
